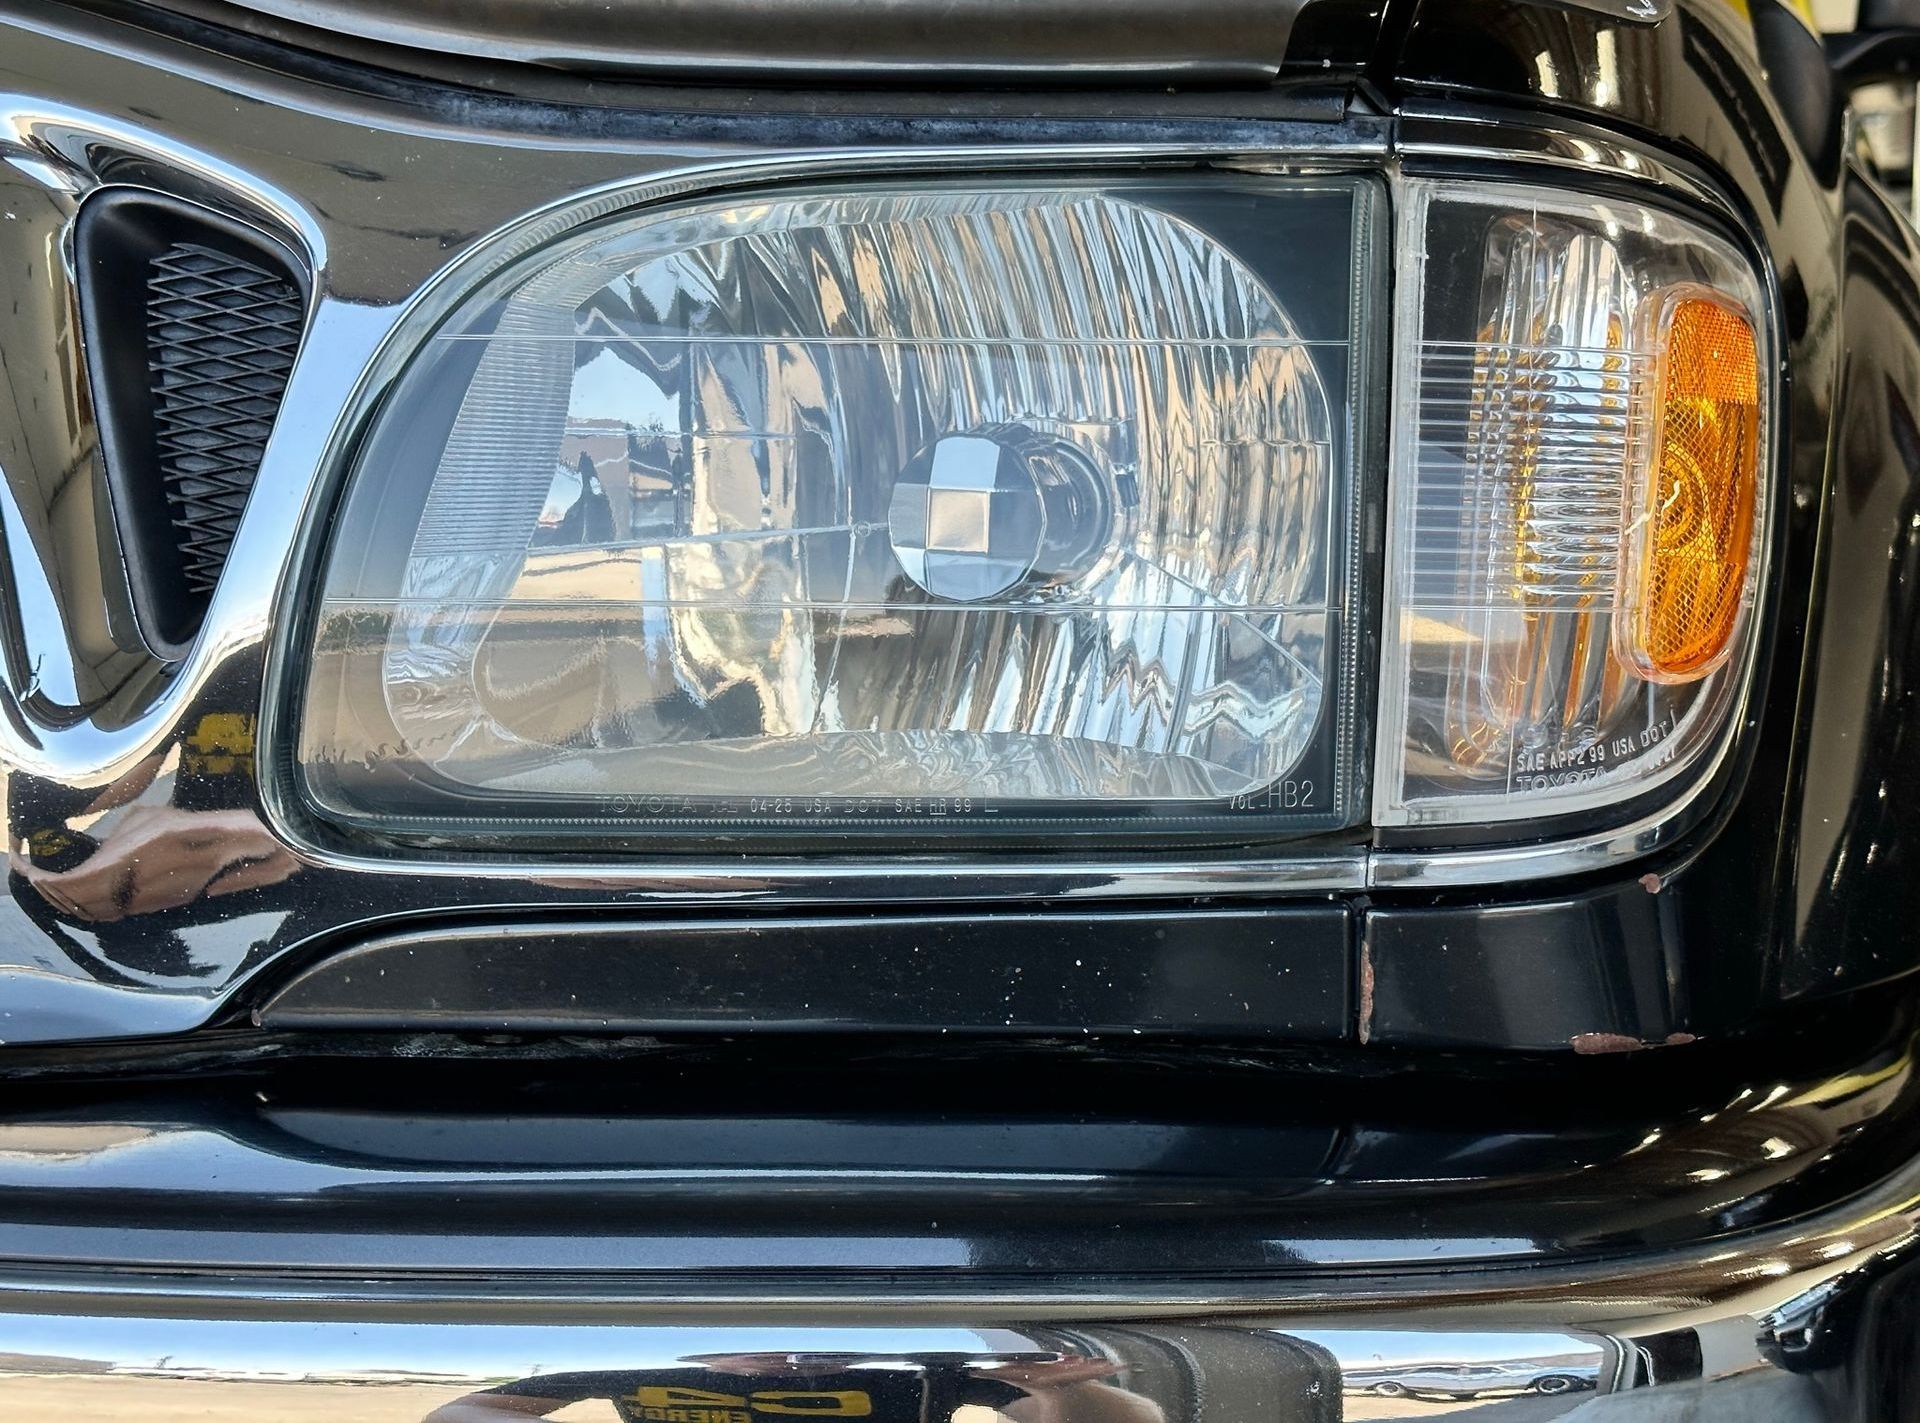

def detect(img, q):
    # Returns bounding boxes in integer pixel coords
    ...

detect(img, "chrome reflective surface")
[0,1319,1831,1421]
[0,1162,1912,1418]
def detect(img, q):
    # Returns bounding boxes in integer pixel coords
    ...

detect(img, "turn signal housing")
[1377,181,1771,828]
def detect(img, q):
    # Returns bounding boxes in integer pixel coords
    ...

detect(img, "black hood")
[131,0,1391,84]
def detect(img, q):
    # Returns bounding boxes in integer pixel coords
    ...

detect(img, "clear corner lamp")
[1377,181,1770,827]
[297,178,1376,842]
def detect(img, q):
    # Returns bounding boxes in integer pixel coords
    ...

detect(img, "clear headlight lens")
[297,178,1378,840]
[1376,181,1770,828]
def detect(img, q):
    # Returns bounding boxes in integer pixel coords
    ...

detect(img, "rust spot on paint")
[1570,1032,1649,1055]
[1639,872,1664,894]
[1357,942,1374,1045]
[1571,1030,1699,1054]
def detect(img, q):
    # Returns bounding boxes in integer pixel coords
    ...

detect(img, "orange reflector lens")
[1619,294,1761,683]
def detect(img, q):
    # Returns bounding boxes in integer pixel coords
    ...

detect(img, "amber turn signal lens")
[1618,294,1760,683]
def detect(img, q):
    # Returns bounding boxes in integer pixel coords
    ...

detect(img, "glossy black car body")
[1,0,1919,1416]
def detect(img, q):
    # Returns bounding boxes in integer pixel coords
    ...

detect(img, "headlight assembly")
[290,166,1771,855]
[296,177,1380,841]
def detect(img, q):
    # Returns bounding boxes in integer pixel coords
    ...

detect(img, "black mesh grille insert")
[147,243,303,596]
[77,190,310,653]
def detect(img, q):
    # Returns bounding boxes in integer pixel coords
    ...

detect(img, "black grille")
[146,243,303,596]
[78,190,310,653]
